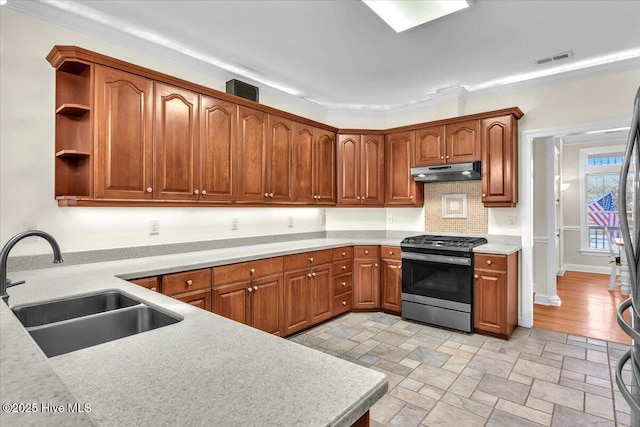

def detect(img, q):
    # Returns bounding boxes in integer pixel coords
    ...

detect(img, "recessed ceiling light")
[362,0,471,33]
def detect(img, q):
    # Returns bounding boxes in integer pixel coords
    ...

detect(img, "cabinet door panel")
[315,130,336,204]
[269,116,294,202]
[385,131,422,205]
[200,96,236,201]
[94,65,153,199]
[251,273,282,336]
[337,134,360,204]
[154,82,199,200]
[294,123,315,203]
[381,260,401,313]
[175,289,212,312]
[237,106,268,202]
[213,281,250,326]
[415,126,444,166]
[446,120,480,163]
[473,271,505,334]
[309,264,332,325]
[361,134,384,205]
[353,260,380,309]
[283,270,310,335]
[481,115,516,206]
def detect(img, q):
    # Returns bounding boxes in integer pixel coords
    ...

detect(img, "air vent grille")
[536,51,573,65]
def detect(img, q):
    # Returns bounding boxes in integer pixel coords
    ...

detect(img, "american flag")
[588,193,619,227]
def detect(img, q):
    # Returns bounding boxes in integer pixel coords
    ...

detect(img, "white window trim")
[579,144,626,252]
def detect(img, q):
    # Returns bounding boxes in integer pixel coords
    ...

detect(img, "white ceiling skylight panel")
[362,0,472,33]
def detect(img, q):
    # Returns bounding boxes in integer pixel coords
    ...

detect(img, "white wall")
[1,7,639,257]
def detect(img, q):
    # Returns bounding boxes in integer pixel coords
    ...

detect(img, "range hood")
[411,161,481,182]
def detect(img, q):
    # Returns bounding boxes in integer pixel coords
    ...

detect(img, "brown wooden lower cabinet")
[473,251,519,339]
[353,246,380,310]
[130,276,160,292]
[213,273,283,336]
[380,246,401,314]
[283,262,332,336]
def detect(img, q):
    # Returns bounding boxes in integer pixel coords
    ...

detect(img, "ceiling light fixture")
[362,0,471,33]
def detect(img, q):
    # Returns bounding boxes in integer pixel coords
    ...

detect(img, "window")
[579,145,635,252]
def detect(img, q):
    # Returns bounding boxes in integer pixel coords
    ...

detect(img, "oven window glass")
[402,257,471,304]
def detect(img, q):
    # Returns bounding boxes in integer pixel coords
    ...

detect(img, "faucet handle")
[6,279,25,288]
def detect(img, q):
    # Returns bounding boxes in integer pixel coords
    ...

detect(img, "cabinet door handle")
[250,268,255,275]
[474,274,478,279]
[307,273,312,278]
[341,282,346,287]
[486,260,492,265]
[194,189,200,195]
[342,265,347,270]
[147,187,153,193]
[446,155,450,159]
[342,301,347,306]
[364,250,369,255]
[341,252,346,257]
[389,251,394,255]
[399,266,402,270]
[269,193,274,198]
[201,190,207,195]
[309,257,314,262]
[409,195,414,200]
[253,286,258,291]
[482,193,486,197]
[264,193,269,197]
[374,263,378,268]
[248,287,253,293]
[311,272,316,277]
[356,196,361,200]
[440,156,444,160]
[186,279,193,286]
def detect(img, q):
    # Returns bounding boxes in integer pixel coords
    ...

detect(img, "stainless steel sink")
[12,291,141,327]
[11,291,181,357]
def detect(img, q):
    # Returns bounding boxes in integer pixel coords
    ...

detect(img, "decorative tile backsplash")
[424,181,488,233]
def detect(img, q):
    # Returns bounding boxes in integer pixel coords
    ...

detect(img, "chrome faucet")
[1,230,63,305]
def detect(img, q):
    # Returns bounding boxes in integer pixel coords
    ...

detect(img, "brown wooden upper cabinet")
[415,120,480,166]
[294,124,336,204]
[237,108,294,203]
[94,65,154,200]
[337,133,384,206]
[481,115,518,207]
[384,131,424,206]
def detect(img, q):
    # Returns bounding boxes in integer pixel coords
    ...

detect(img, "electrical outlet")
[231,217,238,230]
[288,216,294,228]
[508,216,517,227]
[149,220,160,235]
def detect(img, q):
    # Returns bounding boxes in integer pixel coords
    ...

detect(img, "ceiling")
[6,0,640,111]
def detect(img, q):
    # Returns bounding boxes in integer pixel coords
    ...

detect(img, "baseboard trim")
[563,264,610,275]
[535,293,562,306]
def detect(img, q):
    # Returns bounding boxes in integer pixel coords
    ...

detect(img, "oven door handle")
[401,252,471,266]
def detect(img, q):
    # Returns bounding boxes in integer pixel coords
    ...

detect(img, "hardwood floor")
[533,271,631,344]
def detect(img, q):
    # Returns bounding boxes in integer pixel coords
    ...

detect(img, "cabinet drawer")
[214,257,283,285]
[130,276,160,292]
[354,245,379,259]
[475,253,507,271]
[332,246,353,261]
[333,274,353,295]
[284,249,332,271]
[333,260,353,276]
[333,292,352,316]
[163,269,211,296]
[380,246,401,260]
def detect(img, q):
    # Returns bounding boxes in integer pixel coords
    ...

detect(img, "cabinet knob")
[487,260,492,265]
[250,268,255,275]
[147,187,153,193]
[307,273,312,278]
[482,193,486,197]
[264,193,269,197]
[440,156,444,160]
[474,274,478,279]
[409,195,414,200]
[269,192,274,198]
[374,263,378,268]
[364,250,369,255]
[446,155,450,159]
[399,266,402,270]
[341,252,346,257]
[194,189,200,195]
[311,272,316,277]
[309,257,314,262]
[341,282,346,287]
[186,279,193,286]
[150,287,157,292]
[342,265,347,270]
[342,301,347,306]
[253,286,258,291]
[248,287,253,293]
[389,251,394,255]
[357,196,361,200]
[202,190,207,195]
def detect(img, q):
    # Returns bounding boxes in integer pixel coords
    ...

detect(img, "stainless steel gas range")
[400,235,487,333]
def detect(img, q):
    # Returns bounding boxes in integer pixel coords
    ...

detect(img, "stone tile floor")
[288,312,633,426]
